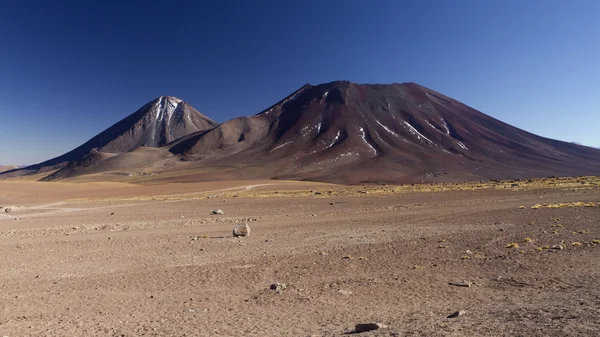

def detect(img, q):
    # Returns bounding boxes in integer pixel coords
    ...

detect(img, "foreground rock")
[233,223,250,237]
[269,283,286,291]
[211,209,224,215]
[447,310,465,319]
[354,323,386,333]
[1,206,24,213]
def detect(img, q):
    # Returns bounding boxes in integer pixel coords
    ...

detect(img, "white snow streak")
[358,127,377,155]
[339,152,359,157]
[322,130,341,150]
[439,118,450,135]
[155,97,164,120]
[456,141,469,150]
[271,141,294,152]
[403,121,434,145]
[425,121,442,133]
[375,120,401,138]
[299,125,311,136]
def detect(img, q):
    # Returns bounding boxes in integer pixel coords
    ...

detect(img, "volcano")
[1,96,217,178]
[3,82,600,183]
[167,81,600,183]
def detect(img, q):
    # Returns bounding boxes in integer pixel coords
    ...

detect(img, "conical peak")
[151,96,184,106]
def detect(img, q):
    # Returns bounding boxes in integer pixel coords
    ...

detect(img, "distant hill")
[0,165,18,173]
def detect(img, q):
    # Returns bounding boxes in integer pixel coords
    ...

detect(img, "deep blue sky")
[1,0,599,164]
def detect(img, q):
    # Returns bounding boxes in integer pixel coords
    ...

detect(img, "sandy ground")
[0,180,599,336]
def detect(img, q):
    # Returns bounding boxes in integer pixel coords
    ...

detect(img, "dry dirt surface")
[1,177,599,336]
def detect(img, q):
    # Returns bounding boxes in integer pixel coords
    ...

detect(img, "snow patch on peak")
[153,96,182,135]
[166,96,183,104]
[155,97,165,120]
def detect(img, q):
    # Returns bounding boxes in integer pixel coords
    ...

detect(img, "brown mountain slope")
[168,81,600,183]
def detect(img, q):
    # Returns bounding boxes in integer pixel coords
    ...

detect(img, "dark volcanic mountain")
[3,82,600,183]
[169,81,600,183]
[2,96,217,177]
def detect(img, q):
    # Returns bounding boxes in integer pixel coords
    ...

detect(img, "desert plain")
[1,177,599,336]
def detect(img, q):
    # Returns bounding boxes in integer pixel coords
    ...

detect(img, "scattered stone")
[211,209,224,215]
[233,223,251,237]
[354,323,386,333]
[447,310,465,319]
[269,283,286,291]
[449,281,472,287]
[330,202,335,205]
[338,289,352,295]
[4,208,11,213]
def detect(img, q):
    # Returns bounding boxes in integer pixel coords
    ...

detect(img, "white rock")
[233,223,250,237]
[211,209,224,215]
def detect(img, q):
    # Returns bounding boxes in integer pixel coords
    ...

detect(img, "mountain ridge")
[3,81,600,183]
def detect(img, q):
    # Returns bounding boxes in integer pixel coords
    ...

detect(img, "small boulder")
[354,323,385,333]
[4,207,12,213]
[447,310,465,319]
[233,223,250,237]
[269,283,286,291]
[211,209,224,215]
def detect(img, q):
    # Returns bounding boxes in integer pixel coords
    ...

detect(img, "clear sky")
[1,0,599,165]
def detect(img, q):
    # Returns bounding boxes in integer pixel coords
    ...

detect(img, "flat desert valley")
[1,177,599,336]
